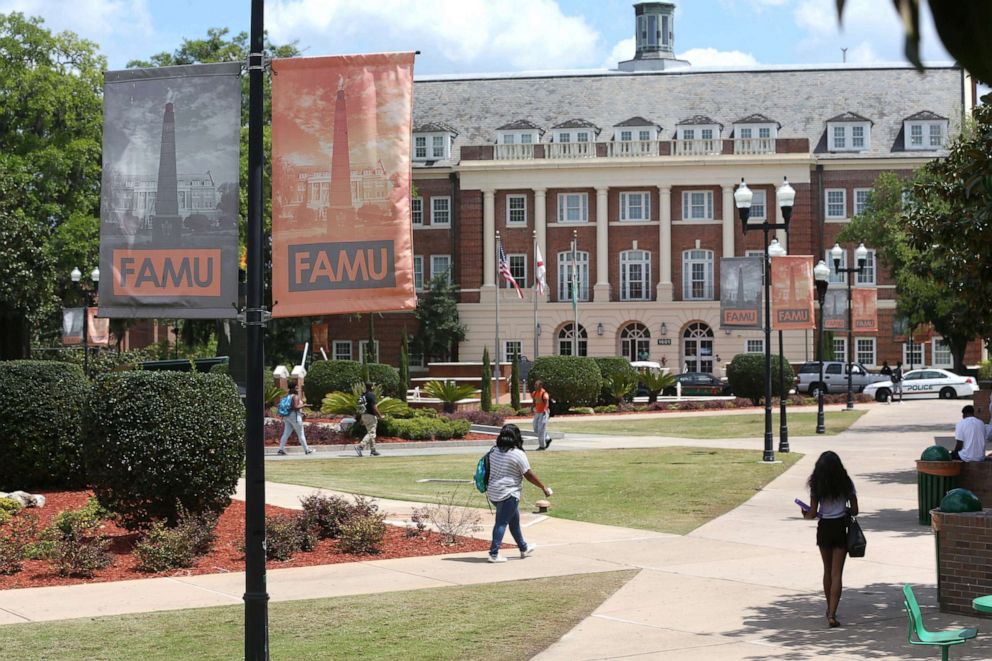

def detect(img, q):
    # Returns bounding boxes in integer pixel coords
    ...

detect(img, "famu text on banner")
[270,52,416,318]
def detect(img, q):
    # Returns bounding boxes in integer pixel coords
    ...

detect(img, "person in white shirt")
[952,405,992,462]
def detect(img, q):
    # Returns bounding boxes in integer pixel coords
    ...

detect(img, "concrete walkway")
[3,400,991,660]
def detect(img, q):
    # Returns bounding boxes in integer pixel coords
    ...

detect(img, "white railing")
[546,142,596,159]
[494,143,536,160]
[672,139,722,156]
[608,140,659,158]
[734,138,776,155]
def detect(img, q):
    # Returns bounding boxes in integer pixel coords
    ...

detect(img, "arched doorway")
[557,323,588,356]
[619,322,651,362]
[682,322,714,373]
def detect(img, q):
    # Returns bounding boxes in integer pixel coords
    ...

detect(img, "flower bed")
[0,491,491,590]
[263,419,492,445]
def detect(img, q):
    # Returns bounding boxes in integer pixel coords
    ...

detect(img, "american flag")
[498,244,524,299]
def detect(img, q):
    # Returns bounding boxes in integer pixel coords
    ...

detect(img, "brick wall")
[458,189,483,303]
[932,509,992,618]
[312,311,420,368]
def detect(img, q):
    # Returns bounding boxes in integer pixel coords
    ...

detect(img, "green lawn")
[266,447,801,535]
[546,410,866,438]
[0,571,635,661]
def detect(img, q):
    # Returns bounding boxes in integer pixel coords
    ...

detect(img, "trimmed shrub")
[303,360,363,404]
[480,347,492,412]
[209,362,229,375]
[0,512,38,575]
[527,356,602,414]
[300,493,352,539]
[42,504,111,577]
[445,409,505,427]
[83,371,245,529]
[366,363,401,398]
[593,405,619,414]
[593,357,638,405]
[264,514,305,561]
[133,510,218,573]
[338,512,387,555]
[726,354,795,405]
[0,497,23,525]
[377,416,471,440]
[0,360,90,490]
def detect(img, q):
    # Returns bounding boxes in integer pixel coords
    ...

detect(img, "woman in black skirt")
[800,451,858,628]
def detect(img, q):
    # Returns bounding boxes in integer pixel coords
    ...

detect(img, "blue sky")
[0,0,953,74]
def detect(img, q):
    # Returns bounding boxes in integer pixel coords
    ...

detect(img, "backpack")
[277,394,294,417]
[474,448,495,493]
[356,393,367,416]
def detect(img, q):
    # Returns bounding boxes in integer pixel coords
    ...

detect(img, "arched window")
[682,322,715,373]
[620,250,651,301]
[557,251,589,302]
[620,322,651,362]
[557,323,588,356]
[682,249,714,300]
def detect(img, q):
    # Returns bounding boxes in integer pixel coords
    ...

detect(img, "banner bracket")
[247,51,266,72]
[238,306,271,327]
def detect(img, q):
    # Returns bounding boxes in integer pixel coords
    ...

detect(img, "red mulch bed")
[264,419,492,446]
[0,491,491,590]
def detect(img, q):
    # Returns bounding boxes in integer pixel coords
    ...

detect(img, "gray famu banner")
[719,257,763,330]
[823,289,848,331]
[98,63,241,318]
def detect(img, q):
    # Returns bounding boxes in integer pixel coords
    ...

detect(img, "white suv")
[795,361,887,397]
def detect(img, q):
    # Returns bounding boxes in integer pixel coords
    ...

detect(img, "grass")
[546,410,866,438]
[265,447,802,534]
[0,571,636,661]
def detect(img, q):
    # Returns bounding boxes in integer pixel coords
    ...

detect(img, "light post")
[831,242,868,410]
[767,238,789,452]
[735,177,795,462]
[813,260,831,433]
[71,266,100,376]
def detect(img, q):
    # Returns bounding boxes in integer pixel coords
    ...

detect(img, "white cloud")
[602,37,634,68]
[678,47,758,67]
[268,0,603,72]
[0,0,152,41]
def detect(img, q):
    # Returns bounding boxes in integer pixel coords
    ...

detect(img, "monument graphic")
[720,257,762,329]
[771,256,814,330]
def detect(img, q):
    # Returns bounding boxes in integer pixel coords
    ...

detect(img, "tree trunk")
[0,313,31,360]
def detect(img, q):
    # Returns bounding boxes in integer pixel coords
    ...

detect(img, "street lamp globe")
[854,242,868,266]
[71,267,82,283]
[814,260,831,282]
[734,179,753,230]
[91,267,100,283]
[830,243,844,264]
[767,239,787,257]
[776,177,796,209]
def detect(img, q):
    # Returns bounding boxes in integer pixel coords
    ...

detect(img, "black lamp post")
[71,266,100,376]
[766,237,791,452]
[813,260,831,433]
[830,242,868,411]
[736,177,795,462]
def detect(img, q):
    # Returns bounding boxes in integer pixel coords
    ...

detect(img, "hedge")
[593,357,638,405]
[376,416,471,440]
[304,360,400,404]
[726,353,796,405]
[0,360,90,490]
[82,371,245,529]
[526,356,602,414]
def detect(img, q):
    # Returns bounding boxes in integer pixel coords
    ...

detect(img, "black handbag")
[847,516,866,557]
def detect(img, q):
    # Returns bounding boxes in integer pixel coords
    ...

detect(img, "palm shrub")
[480,347,492,412]
[726,353,795,405]
[639,369,676,404]
[0,360,90,490]
[593,357,639,405]
[527,356,602,414]
[321,383,407,417]
[423,380,477,413]
[510,350,521,410]
[605,371,640,405]
[82,371,245,529]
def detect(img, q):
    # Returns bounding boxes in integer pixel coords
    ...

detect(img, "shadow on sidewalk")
[856,507,933,539]
[861,468,917,486]
[848,423,951,435]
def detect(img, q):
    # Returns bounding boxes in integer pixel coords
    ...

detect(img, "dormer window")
[826,112,872,153]
[675,116,721,155]
[495,120,543,147]
[733,115,779,154]
[551,119,600,144]
[412,122,458,161]
[613,117,659,143]
[903,111,948,150]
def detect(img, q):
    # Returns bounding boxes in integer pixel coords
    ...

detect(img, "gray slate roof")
[411,65,962,163]
[904,110,948,121]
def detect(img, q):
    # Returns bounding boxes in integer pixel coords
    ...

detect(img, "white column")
[594,187,610,302]
[534,188,547,261]
[775,201,787,249]
[482,189,495,290]
[722,184,735,259]
[658,185,673,301]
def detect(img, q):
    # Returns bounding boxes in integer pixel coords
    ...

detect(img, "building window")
[903,340,925,367]
[431,135,445,158]
[507,254,527,289]
[413,255,424,291]
[932,338,953,367]
[620,130,632,141]
[759,127,771,138]
[431,196,451,227]
[639,129,651,141]
[620,191,651,221]
[826,189,847,219]
[506,195,527,226]
[408,341,425,368]
[682,128,695,140]
[750,190,767,221]
[576,131,589,142]
[620,250,651,301]
[502,340,522,362]
[557,192,589,223]
[682,249,714,300]
[745,339,764,354]
[332,340,352,362]
[856,249,876,286]
[851,125,865,148]
[910,124,924,147]
[520,133,533,144]
[833,126,846,149]
[620,322,651,362]
[825,249,847,284]
[558,132,571,143]
[557,323,588,356]
[414,136,427,159]
[739,127,752,139]
[431,254,452,283]
[701,128,713,140]
[854,188,871,216]
[929,123,944,147]
[411,197,423,226]
[828,122,870,152]
[358,340,380,363]
[557,250,589,302]
[832,336,847,361]
[681,191,714,221]
[856,337,876,366]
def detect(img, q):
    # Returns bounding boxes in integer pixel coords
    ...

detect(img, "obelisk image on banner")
[852,288,878,333]
[823,289,848,331]
[270,53,416,318]
[98,63,242,318]
[771,256,815,330]
[719,257,763,330]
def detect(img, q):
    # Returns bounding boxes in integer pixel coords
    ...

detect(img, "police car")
[862,368,976,402]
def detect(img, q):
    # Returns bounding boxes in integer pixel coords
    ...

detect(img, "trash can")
[916,459,962,525]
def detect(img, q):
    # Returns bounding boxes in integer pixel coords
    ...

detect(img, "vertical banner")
[271,53,417,318]
[823,289,848,331]
[771,256,815,330]
[88,308,112,346]
[99,63,242,318]
[719,257,763,330]
[852,288,878,333]
[311,321,330,358]
[63,308,84,345]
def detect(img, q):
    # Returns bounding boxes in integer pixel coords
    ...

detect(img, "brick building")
[316,1,984,377]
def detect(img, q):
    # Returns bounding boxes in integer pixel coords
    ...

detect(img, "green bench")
[903,584,978,660]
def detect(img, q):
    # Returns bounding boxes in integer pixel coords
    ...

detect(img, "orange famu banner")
[271,53,416,318]
[770,256,815,330]
[852,288,878,333]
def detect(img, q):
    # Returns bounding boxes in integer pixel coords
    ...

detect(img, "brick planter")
[958,461,992,507]
[931,508,992,617]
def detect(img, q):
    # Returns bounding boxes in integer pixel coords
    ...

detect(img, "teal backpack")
[474,448,495,493]
[277,394,294,417]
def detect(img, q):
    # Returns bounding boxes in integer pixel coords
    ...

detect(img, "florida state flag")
[770,256,815,330]
[271,53,416,318]
[852,288,878,333]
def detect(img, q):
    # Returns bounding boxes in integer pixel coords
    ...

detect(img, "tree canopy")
[414,275,466,363]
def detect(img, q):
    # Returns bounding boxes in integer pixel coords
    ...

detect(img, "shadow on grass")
[725,582,991,660]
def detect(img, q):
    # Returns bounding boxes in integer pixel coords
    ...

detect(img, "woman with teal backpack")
[277,382,314,456]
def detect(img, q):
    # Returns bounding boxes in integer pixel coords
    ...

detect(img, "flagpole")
[495,230,501,404]
[532,230,539,359]
[572,229,579,355]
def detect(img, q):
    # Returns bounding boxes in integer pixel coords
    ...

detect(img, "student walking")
[799,451,859,628]
[354,382,381,457]
[891,362,904,403]
[277,382,315,455]
[531,379,551,450]
[486,424,552,563]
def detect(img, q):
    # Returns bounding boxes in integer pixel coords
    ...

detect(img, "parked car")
[795,361,887,397]
[863,368,977,402]
[662,372,732,397]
